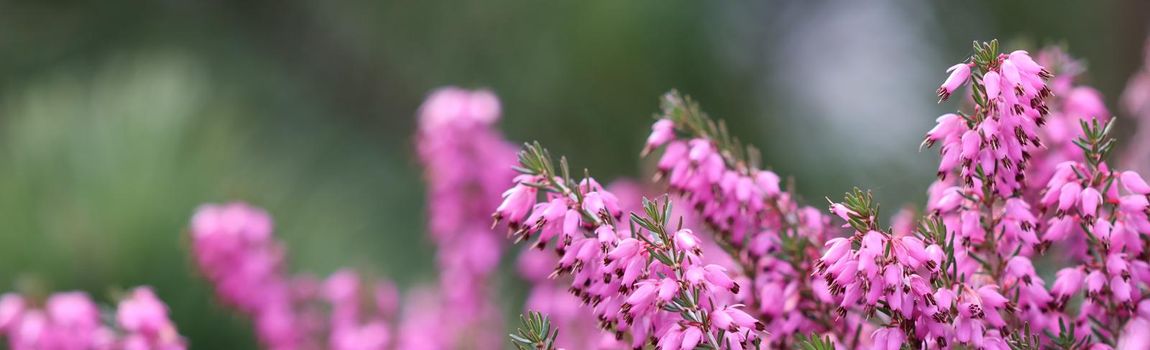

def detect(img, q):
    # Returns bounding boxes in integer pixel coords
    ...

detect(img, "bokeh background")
[1,1,1148,348]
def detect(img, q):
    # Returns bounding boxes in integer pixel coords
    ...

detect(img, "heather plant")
[175,40,1150,350]
[493,40,1150,349]
[405,87,516,349]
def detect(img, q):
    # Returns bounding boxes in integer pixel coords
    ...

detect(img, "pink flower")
[0,294,24,331]
[710,308,735,332]
[755,171,781,198]
[116,287,186,350]
[1081,187,1102,219]
[46,292,100,329]
[656,326,683,350]
[644,119,676,154]
[1112,276,1133,302]
[117,287,173,335]
[702,264,739,293]
[1052,267,1085,301]
[1118,317,1150,350]
[1059,182,1083,213]
[820,238,850,263]
[679,326,702,350]
[938,63,973,102]
[624,281,658,310]
[496,183,538,228]
[872,327,905,350]
[829,203,855,221]
[1122,171,1150,195]
[721,306,765,331]
[984,71,1002,100]
[673,229,700,253]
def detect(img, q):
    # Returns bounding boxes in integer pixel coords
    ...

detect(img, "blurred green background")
[0,1,1147,348]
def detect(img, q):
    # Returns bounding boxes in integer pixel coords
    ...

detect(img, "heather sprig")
[1034,119,1150,347]
[629,196,757,349]
[189,203,396,350]
[646,90,839,346]
[821,189,956,349]
[921,40,1060,348]
[926,41,1053,277]
[495,142,765,349]
[927,39,1052,196]
[414,87,515,350]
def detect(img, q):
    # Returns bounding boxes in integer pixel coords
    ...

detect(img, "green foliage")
[630,196,681,267]
[509,312,559,350]
[1005,323,1042,350]
[793,333,835,350]
[1074,118,1117,173]
[837,187,880,233]
[972,39,1001,73]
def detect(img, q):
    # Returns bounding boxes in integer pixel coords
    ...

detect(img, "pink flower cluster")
[922,48,1063,344]
[515,179,651,350]
[497,42,1150,349]
[1038,162,1150,340]
[515,179,746,349]
[820,207,1017,348]
[190,203,395,350]
[0,287,185,350]
[927,50,1052,197]
[494,163,765,349]
[179,40,1150,350]
[907,42,1150,349]
[644,95,841,345]
[408,87,518,350]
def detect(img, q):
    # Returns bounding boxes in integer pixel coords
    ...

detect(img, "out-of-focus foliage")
[0,0,1146,348]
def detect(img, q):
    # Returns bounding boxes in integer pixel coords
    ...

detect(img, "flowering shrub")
[6,32,1150,349]
[494,40,1150,349]
[174,39,1150,349]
